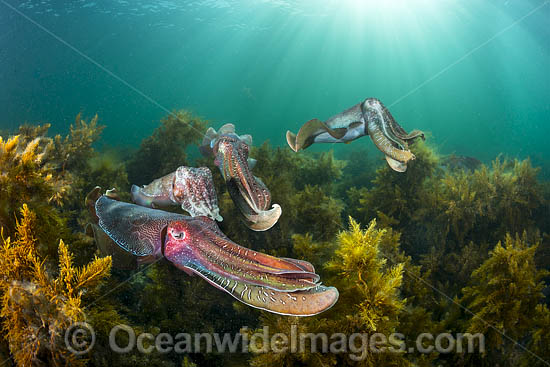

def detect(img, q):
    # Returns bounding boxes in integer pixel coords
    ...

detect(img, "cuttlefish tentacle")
[131,166,222,221]
[368,124,414,162]
[91,195,337,316]
[180,261,338,316]
[362,100,416,164]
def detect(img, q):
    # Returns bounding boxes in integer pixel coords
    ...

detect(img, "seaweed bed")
[0,111,549,367]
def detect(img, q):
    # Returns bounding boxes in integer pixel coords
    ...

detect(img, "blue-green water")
[1,0,549,162]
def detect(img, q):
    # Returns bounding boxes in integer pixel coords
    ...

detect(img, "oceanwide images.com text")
[65,323,485,361]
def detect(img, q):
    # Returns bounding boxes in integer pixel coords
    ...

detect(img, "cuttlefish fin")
[85,223,138,270]
[200,127,219,156]
[385,156,408,173]
[177,260,338,316]
[286,131,298,152]
[247,158,257,170]
[218,123,236,135]
[85,186,103,223]
[240,134,253,146]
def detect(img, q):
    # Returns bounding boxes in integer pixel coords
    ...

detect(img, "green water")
[2,1,550,366]
[2,0,549,162]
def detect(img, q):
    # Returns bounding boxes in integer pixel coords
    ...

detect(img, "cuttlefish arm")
[361,98,424,172]
[131,166,223,221]
[164,219,338,316]
[214,135,282,231]
[93,196,338,315]
[226,179,282,231]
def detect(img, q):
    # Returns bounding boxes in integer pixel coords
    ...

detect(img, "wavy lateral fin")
[86,223,138,270]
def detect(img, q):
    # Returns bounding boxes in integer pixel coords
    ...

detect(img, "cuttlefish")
[86,189,338,316]
[201,124,282,231]
[286,98,425,172]
[131,166,222,222]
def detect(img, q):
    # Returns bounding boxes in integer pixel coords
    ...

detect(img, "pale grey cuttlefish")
[286,98,425,172]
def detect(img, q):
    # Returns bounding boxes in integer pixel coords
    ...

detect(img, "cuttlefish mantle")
[286,98,425,172]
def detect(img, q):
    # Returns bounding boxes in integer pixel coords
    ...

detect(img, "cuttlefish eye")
[170,227,187,240]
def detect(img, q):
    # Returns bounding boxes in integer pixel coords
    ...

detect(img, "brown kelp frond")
[461,233,548,351]
[521,304,550,366]
[0,133,67,208]
[51,113,105,173]
[250,218,411,367]
[0,204,112,366]
[127,109,208,185]
[326,218,405,332]
[289,185,344,241]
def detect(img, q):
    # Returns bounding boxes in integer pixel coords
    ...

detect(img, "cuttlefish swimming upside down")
[286,98,425,172]
[86,188,338,316]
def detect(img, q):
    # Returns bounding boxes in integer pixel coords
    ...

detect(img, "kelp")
[1,114,112,265]
[288,185,344,241]
[0,205,112,366]
[347,141,441,254]
[251,218,411,367]
[126,110,207,185]
[251,143,346,191]
[461,234,547,352]
[418,157,544,250]
[0,133,71,260]
[49,113,105,174]
[326,219,406,333]
[521,304,550,366]
[335,147,378,198]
